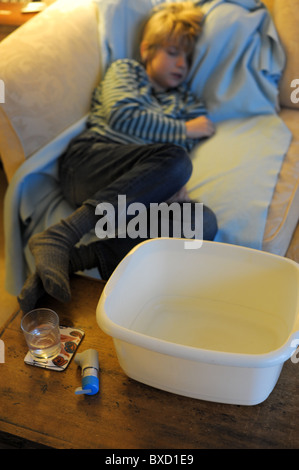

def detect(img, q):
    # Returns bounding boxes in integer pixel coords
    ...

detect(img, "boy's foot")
[17,272,45,313]
[29,229,71,303]
[28,204,97,303]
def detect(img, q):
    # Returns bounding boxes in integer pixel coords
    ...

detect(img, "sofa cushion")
[273,0,299,109]
[0,0,101,181]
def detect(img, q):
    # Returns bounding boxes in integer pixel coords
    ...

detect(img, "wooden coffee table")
[0,275,298,449]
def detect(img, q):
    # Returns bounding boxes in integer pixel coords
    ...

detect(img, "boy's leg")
[28,137,192,302]
[19,201,217,312]
[70,201,218,280]
[59,134,193,212]
[28,204,97,303]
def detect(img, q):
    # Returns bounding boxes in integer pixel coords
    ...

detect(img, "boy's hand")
[185,116,215,139]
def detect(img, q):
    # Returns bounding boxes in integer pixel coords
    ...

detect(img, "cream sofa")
[0,0,298,295]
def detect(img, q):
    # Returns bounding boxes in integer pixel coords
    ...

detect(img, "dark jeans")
[59,130,192,212]
[59,129,217,278]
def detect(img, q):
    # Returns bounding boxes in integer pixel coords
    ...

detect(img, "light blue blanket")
[190,0,285,121]
[5,0,292,295]
[186,0,291,246]
[187,114,291,248]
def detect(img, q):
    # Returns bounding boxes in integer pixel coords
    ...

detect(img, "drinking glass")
[21,308,61,361]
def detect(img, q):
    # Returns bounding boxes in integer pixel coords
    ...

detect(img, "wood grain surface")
[0,275,298,449]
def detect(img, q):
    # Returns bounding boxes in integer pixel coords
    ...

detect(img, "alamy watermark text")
[0,339,4,363]
[95,195,203,249]
[290,78,299,104]
[0,79,4,104]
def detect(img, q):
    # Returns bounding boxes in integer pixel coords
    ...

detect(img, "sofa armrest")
[272,0,299,110]
[0,0,102,181]
[259,0,299,111]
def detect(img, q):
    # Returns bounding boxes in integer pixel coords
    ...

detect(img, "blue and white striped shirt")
[87,59,207,152]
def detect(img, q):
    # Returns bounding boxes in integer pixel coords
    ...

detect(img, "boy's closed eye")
[166,46,180,56]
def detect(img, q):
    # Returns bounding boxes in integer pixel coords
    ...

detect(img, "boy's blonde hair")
[141,1,203,64]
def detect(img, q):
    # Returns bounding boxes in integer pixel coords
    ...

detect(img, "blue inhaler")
[75,349,99,396]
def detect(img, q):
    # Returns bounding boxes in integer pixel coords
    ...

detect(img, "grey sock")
[19,228,101,313]
[29,204,97,303]
[69,243,99,273]
[17,272,45,313]
[69,241,111,278]
[17,248,90,313]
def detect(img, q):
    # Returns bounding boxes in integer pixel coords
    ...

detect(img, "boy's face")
[144,43,189,92]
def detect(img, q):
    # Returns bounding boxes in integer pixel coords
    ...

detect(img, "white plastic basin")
[96,239,299,405]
